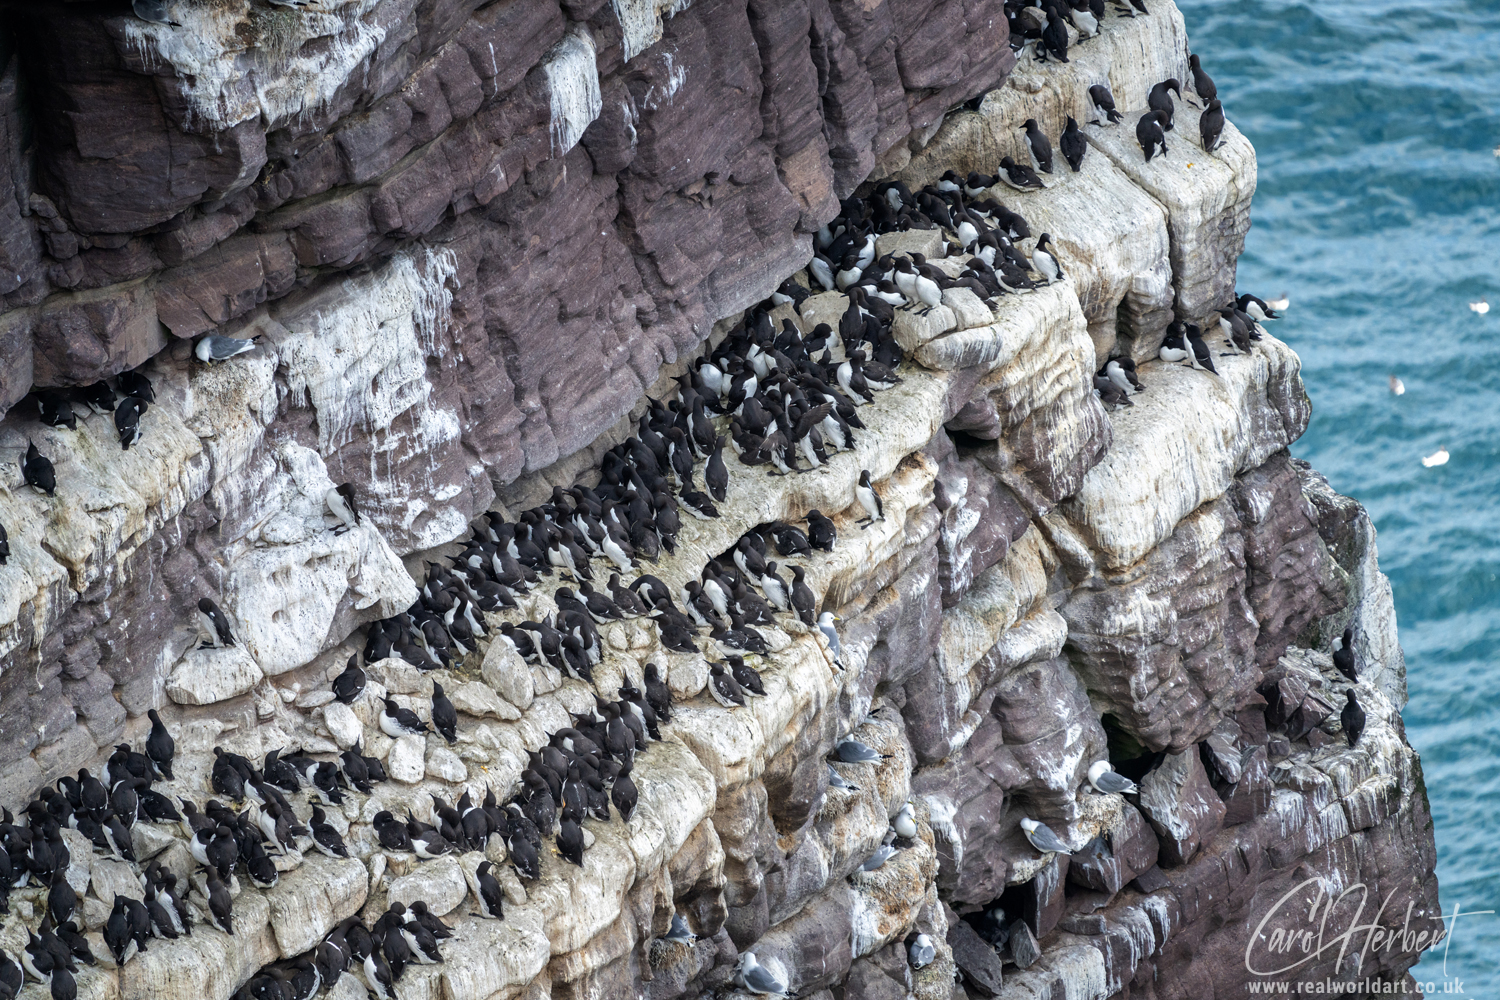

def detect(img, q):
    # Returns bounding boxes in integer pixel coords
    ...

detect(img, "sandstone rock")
[90,858,141,910]
[264,855,368,957]
[1137,747,1227,867]
[386,854,468,918]
[447,680,520,721]
[321,700,364,749]
[387,734,427,784]
[947,917,1003,997]
[425,745,467,783]
[480,640,535,711]
[165,645,264,706]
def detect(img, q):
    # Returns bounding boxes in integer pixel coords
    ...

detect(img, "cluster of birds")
[5,335,271,566]
[1014,628,1370,872]
[1094,291,1285,410]
[0,708,427,1000]
[1007,0,1152,64]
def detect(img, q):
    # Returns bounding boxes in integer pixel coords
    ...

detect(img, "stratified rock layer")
[0,3,1437,1000]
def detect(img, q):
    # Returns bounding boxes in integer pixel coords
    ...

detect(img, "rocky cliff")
[0,2,1440,999]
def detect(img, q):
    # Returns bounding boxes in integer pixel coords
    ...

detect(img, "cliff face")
[0,3,1439,1000]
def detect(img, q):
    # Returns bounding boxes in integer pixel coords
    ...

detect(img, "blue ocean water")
[1177,0,1500,992]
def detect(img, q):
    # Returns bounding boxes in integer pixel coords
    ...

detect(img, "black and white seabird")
[908,933,936,970]
[1342,691,1366,747]
[1031,234,1065,284]
[1189,53,1217,104]
[35,391,78,430]
[855,470,884,525]
[1101,358,1143,396]
[77,380,117,414]
[1185,323,1220,375]
[1038,8,1069,62]
[117,370,155,403]
[705,435,729,502]
[115,397,146,451]
[326,483,361,532]
[1060,117,1087,172]
[1137,111,1169,162]
[22,442,56,495]
[998,156,1046,191]
[430,683,458,744]
[1148,78,1181,130]
[145,709,174,780]
[379,698,430,738]
[1093,376,1132,410]
[1199,99,1225,152]
[205,872,233,935]
[707,663,746,708]
[1087,761,1139,794]
[194,334,259,364]
[1333,627,1357,681]
[196,597,235,648]
[372,811,412,852]
[1088,84,1123,125]
[0,521,8,565]
[1021,119,1054,174]
[806,509,837,552]
[474,861,505,918]
[309,807,349,858]
[1020,817,1071,855]
[1159,323,1191,363]
[556,816,585,867]
[332,654,366,703]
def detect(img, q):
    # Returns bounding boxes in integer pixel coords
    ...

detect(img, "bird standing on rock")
[1333,627,1357,681]
[1342,691,1366,747]
[380,698,429,738]
[196,598,235,649]
[1060,117,1087,172]
[1021,119,1054,174]
[1137,111,1170,162]
[22,442,55,495]
[1020,817,1071,856]
[1087,760,1138,795]
[855,470,884,525]
[1200,98,1225,152]
[194,334,259,364]
[1089,84,1123,125]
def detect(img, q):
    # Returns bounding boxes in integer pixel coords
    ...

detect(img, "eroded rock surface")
[0,3,1437,1000]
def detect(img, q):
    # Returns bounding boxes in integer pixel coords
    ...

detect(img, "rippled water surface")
[1177,0,1500,990]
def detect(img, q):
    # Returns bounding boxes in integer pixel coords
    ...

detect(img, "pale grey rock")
[425,745,467,782]
[321,699,364,749]
[386,854,468,917]
[90,858,143,910]
[1063,335,1310,570]
[264,855,368,957]
[61,828,93,894]
[447,680,520,721]
[130,821,178,862]
[479,640,535,711]
[166,644,264,706]
[387,734,427,784]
